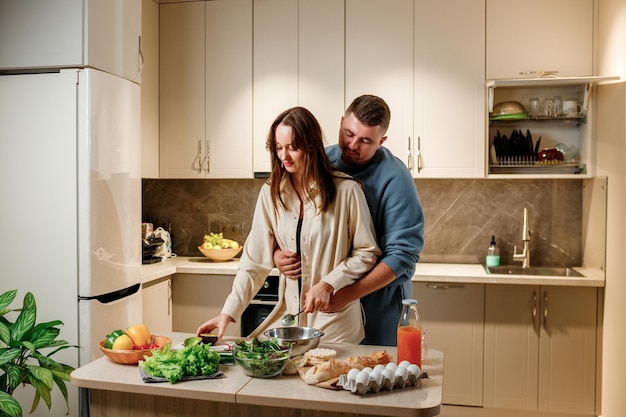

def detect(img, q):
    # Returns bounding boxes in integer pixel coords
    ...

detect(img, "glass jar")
[397,298,422,367]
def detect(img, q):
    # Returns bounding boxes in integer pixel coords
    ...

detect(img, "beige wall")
[596,0,626,415]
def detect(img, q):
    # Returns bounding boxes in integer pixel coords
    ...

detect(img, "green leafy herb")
[139,343,220,384]
[232,338,290,377]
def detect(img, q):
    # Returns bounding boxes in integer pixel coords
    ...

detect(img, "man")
[275,95,424,345]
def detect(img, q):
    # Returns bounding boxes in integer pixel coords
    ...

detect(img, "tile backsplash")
[143,178,583,266]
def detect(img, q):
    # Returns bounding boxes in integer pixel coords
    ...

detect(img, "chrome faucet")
[513,207,531,268]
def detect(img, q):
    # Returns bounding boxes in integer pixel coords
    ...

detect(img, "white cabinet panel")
[205,0,253,178]
[487,0,593,79]
[142,278,172,333]
[159,1,252,179]
[159,2,206,178]
[253,0,298,174]
[298,0,345,144]
[413,0,485,178]
[172,273,240,337]
[253,0,344,174]
[414,282,484,406]
[346,0,414,167]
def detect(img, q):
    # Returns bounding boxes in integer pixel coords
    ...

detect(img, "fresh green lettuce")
[139,343,220,384]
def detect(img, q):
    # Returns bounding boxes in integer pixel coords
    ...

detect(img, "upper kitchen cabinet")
[486,0,593,79]
[0,0,142,83]
[486,75,619,177]
[412,0,485,178]
[160,0,253,179]
[253,0,344,174]
[345,0,414,167]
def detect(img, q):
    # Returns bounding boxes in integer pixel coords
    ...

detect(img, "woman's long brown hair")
[266,107,337,213]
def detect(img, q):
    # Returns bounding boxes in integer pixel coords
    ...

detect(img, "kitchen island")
[71,332,443,417]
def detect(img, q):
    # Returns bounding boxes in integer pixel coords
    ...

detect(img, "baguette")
[347,350,392,370]
[303,359,350,385]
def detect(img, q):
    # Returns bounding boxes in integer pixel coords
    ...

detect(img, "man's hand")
[304,281,334,312]
[273,248,301,280]
[323,288,351,312]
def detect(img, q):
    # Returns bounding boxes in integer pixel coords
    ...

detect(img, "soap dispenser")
[486,235,500,267]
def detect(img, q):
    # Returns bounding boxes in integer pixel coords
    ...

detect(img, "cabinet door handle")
[205,140,210,174]
[416,136,422,173]
[407,136,413,171]
[138,36,144,76]
[532,290,538,333]
[425,283,465,289]
[196,140,203,172]
[167,280,172,316]
[543,290,548,329]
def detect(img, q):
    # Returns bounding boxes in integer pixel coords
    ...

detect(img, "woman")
[196,107,380,343]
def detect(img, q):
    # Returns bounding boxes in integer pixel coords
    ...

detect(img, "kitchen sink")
[485,265,584,277]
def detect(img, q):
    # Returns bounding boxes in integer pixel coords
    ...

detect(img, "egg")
[385,362,398,372]
[406,364,421,385]
[398,360,411,369]
[382,367,395,382]
[373,364,386,373]
[347,368,360,382]
[360,366,372,374]
[368,369,383,393]
[407,364,421,377]
[381,367,396,390]
[355,370,371,385]
[369,369,383,386]
[395,365,409,388]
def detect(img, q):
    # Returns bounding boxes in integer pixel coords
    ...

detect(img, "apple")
[202,242,213,250]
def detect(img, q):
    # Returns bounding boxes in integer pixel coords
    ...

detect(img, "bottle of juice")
[397,298,422,367]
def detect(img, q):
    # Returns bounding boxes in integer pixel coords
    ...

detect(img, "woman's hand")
[273,247,302,280]
[196,314,234,341]
[304,281,334,312]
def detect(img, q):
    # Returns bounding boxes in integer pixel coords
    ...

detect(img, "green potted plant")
[0,289,77,417]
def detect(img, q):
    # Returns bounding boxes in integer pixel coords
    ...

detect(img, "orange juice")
[397,326,422,367]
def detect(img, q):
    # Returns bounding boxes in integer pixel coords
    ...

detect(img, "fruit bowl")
[198,245,242,262]
[99,335,171,365]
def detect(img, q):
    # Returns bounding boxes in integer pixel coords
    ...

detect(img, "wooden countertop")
[71,332,443,417]
[142,257,605,287]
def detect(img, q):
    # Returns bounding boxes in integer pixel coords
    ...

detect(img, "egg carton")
[336,361,422,395]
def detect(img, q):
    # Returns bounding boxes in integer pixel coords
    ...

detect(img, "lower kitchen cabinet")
[142,277,173,333]
[172,273,240,337]
[413,282,485,406]
[484,285,597,415]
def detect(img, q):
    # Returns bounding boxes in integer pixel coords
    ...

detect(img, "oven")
[240,275,279,336]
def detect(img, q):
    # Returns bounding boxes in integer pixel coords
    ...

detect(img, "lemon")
[112,334,133,350]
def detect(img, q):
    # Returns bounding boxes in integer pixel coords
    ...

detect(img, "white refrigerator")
[0,68,142,416]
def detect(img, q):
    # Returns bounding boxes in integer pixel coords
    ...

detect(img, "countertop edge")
[142,258,605,288]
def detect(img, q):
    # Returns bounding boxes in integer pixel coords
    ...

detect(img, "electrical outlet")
[221,223,243,235]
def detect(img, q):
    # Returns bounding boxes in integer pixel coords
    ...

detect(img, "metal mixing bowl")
[263,327,324,357]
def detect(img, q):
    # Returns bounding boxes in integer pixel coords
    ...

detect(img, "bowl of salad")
[232,338,291,378]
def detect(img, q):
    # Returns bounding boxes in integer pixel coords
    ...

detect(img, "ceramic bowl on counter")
[197,245,242,262]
